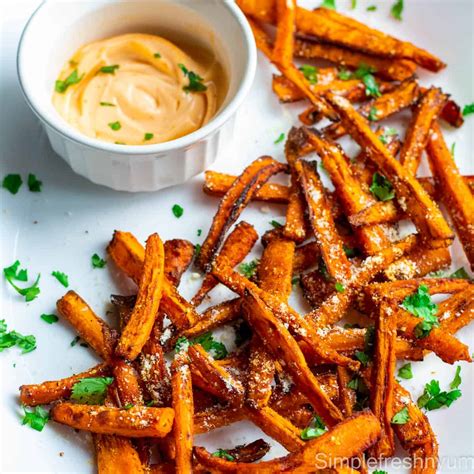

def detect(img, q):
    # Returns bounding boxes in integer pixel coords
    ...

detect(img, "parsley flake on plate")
[398,363,413,380]
[299,65,318,84]
[3,261,40,302]
[99,64,119,74]
[108,121,122,131]
[320,0,336,10]
[178,64,207,93]
[2,174,23,194]
[91,254,106,269]
[335,282,345,293]
[417,378,461,411]
[197,229,202,237]
[450,366,461,389]
[391,406,410,424]
[194,244,201,259]
[71,377,114,405]
[274,132,285,144]
[55,69,84,93]
[40,314,59,324]
[27,174,42,192]
[391,0,404,21]
[0,319,36,354]
[52,271,69,288]
[238,259,259,278]
[269,220,283,229]
[379,127,398,145]
[22,406,49,431]
[4,261,28,282]
[351,0,357,8]
[144,133,154,141]
[354,64,381,98]
[154,52,161,58]
[338,67,352,81]
[301,415,327,440]
[449,267,470,279]
[463,103,474,116]
[370,172,395,201]
[367,5,377,12]
[172,204,184,218]
[212,449,235,461]
[100,101,115,107]
[70,336,81,347]
[368,106,379,121]
[401,285,439,338]
[175,332,228,360]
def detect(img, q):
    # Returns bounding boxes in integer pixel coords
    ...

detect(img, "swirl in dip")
[52,33,227,145]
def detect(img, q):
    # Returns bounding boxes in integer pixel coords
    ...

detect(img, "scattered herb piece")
[338,67,352,80]
[2,174,23,194]
[0,320,37,354]
[450,142,456,157]
[301,415,327,440]
[450,366,461,389]
[172,204,184,218]
[52,271,69,288]
[238,260,259,278]
[391,406,410,424]
[354,64,381,98]
[355,350,370,366]
[154,53,161,58]
[402,285,439,338]
[351,0,357,8]
[176,333,227,360]
[99,65,120,74]
[70,377,114,405]
[449,267,470,279]
[368,106,379,121]
[123,403,134,410]
[144,133,154,141]
[347,376,370,410]
[417,377,462,411]
[343,245,358,258]
[100,101,115,107]
[291,276,300,286]
[379,127,398,145]
[70,336,80,347]
[462,103,474,116]
[270,220,283,229]
[335,282,345,293]
[320,0,336,10]
[178,64,207,92]
[194,244,201,259]
[55,69,84,93]
[391,0,404,20]
[27,174,42,192]
[4,261,28,282]
[212,449,235,461]
[274,132,285,144]
[40,314,58,324]
[21,406,49,431]
[398,363,413,380]
[197,229,202,237]
[370,172,395,201]
[175,336,190,353]
[108,121,122,131]
[91,254,106,269]
[373,471,388,474]
[299,65,318,84]
[4,262,40,302]
[367,5,377,11]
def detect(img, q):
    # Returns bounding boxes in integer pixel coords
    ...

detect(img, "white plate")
[1,1,473,473]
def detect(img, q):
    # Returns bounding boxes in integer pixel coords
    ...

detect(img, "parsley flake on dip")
[52,33,227,145]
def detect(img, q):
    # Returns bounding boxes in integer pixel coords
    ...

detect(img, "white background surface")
[1,1,473,472]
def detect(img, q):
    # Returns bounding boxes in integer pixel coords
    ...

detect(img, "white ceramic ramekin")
[17,0,256,192]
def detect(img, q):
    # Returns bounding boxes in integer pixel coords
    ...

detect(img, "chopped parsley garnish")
[123,403,134,410]
[299,65,318,84]
[55,69,84,93]
[391,406,409,424]
[99,65,120,74]
[354,64,381,98]
[70,336,80,347]
[320,0,336,10]
[450,267,470,279]
[70,377,114,405]
[450,142,456,157]
[355,350,370,366]
[175,332,228,360]
[197,229,202,237]
[343,245,358,258]
[370,172,395,201]
[154,53,161,58]
[144,133,154,141]
[52,271,69,288]
[401,285,439,338]
[3,261,40,302]
[27,174,42,192]
[194,244,201,259]
[367,5,377,11]
[21,406,49,431]
[417,376,462,411]
[338,67,352,80]
[373,471,388,474]
[379,127,399,145]
[351,0,357,8]
[462,103,474,116]
[108,121,122,131]
[2,174,23,194]
[40,314,58,324]
[450,366,461,389]
[100,101,115,107]
[178,64,207,93]
[391,0,404,20]
[172,204,184,218]
[301,415,327,440]
[347,375,370,410]
[270,220,283,229]
[238,259,259,278]
[274,132,285,144]
[0,319,36,354]
[212,449,235,461]
[368,106,379,121]
[91,254,106,269]
[398,363,413,380]
[335,282,345,293]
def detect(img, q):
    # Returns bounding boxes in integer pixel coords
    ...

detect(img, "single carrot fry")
[51,403,174,438]
[164,239,194,287]
[56,291,117,360]
[115,233,165,361]
[197,156,286,271]
[427,122,474,269]
[368,302,396,458]
[325,93,453,246]
[107,231,197,329]
[192,221,258,306]
[272,0,296,68]
[293,241,321,274]
[194,410,382,472]
[440,286,474,335]
[94,434,145,474]
[171,354,194,474]
[295,159,352,282]
[242,289,343,426]
[336,367,354,417]
[113,359,144,406]
[400,88,448,175]
[294,37,417,81]
[19,363,110,406]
